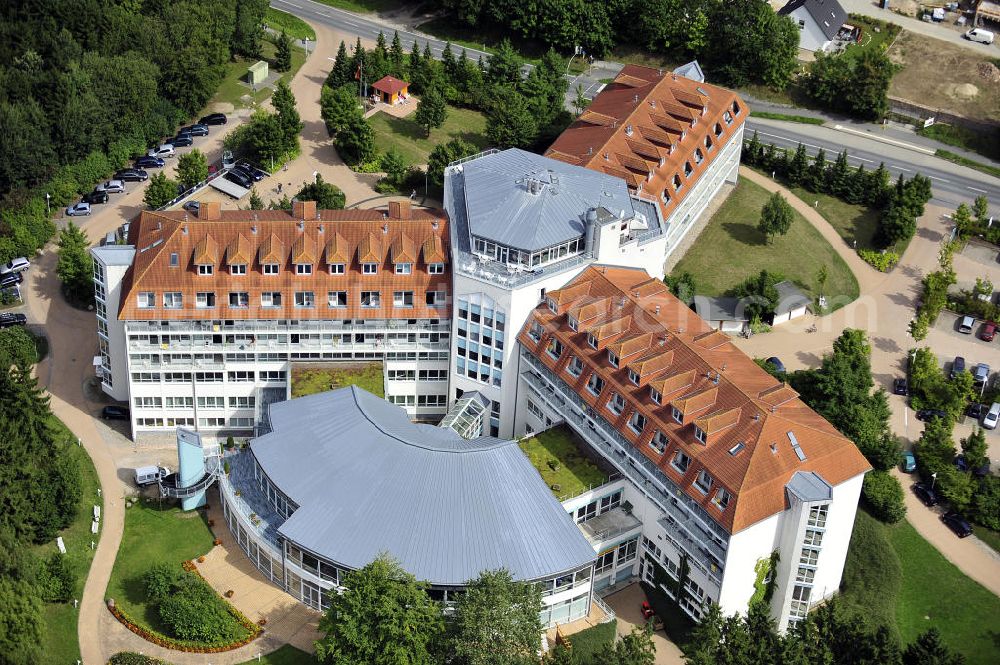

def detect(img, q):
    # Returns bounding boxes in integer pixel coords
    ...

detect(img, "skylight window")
[789,431,807,461]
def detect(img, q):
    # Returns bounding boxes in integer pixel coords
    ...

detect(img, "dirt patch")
[888,30,1000,123]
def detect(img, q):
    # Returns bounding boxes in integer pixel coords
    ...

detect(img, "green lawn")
[840,510,1000,664]
[209,40,307,110]
[314,0,400,13]
[265,8,316,42]
[919,123,1000,163]
[291,362,385,398]
[105,501,215,634]
[240,645,317,664]
[838,15,901,62]
[974,526,1000,555]
[785,184,883,252]
[671,178,859,310]
[369,105,489,166]
[519,426,608,499]
[32,418,102,664]
[749,111,823,125]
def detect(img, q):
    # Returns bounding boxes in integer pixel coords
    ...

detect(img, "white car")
[96,179,125,194]
[66,202,92,216]
[0,257,30,276]
[983,402,1000,430]
[148,144,175,159]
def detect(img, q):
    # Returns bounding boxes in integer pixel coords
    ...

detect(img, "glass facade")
[455,294,505,389]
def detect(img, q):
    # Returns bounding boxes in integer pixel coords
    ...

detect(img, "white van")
[135,465,170,486]
[965,29,995,44]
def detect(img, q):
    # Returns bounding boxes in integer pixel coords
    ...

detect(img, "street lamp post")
[930,471,938,490]
[45,192,50,216]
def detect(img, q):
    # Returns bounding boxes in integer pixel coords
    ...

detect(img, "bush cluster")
[857,249,899,272]
[108,653,169,665]
[862,471,906,524]
[142,564,250,644]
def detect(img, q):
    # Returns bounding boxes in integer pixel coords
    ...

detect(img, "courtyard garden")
[290,362,385,398]
[519,425,608,499]
[671,178,859,308]
[369,105,489,165]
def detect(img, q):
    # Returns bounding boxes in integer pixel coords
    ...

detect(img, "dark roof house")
[779,0,849,52]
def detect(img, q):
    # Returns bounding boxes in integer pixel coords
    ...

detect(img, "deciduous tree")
[450,569,542,665]
[143,172,178,209]
[295,174,345,210]
[758,191,794,243]
[486,87,537,149]
[176,149,208,189]
[427,138,477,191]
[56,222,94,306]
[414,84,447,137]
[275,31,292,72]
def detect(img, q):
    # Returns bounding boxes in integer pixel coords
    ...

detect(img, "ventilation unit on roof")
[181,223,187,233]
[788,431,807,461]
[297,221,304,231]
[625,124,633,136]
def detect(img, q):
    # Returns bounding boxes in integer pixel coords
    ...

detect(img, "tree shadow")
[721,222,767,247]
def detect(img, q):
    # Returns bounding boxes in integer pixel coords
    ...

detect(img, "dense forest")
[0,0,268,261]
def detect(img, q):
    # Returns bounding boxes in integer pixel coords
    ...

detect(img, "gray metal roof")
[251,387,596,585]
[458,148,635,252]
[693,295,749,322]
[775,280,812,316]
[785,471,833,503]
[673,60,705,83]
[779,0,847,41]
[91,244,136,266]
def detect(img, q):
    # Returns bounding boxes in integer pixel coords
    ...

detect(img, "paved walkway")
[732,169,1000,598]
[602,584,684,665]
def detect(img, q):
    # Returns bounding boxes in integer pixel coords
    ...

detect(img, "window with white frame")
[137,292,155,308]
[671,449,691,473]
[196,292,215,308]
[197,396,225,408]
[328,263,345,274]
[163,292,182,309]
[227,371,254,382]
[362,262,378,274]
[417,394,446,407]
[296,263,312,275]
[546,297,557,314]
[393,290,414,307]
[197,263,213,275]
[808,505,829,528]
[586,373,605,396]
[799,548,820,567]
[694,469,713,493]
[263,263,279,275]
[261,292,282,307]
[418,369,448,381]
[568,315,578,331]
[607,350,619,367]
[169,253,179,267]
[528,321,543,342]
[694,426,707,444]
[712,488,732,510]
[566,356,584,377]
[546,338,563,360]
[587,332,598,349]
[165,396,192,408]
[607,392,626,415]
[595,550,615,575]
[426,290,447,306]
[629,411,646,433]
[328,291,347,308]
[228,396,255,409]
[616,538,638,565]
[724,110,733,125]
[231,263,247,275]
[627,367,640,385]
[361,291,380,308]
[395,262,412,275]
[795,566,815,584]
[650,430,668,454]
[428,262,445,274]
[803,529,824,547]
[229,292,249,308]
[294,291,315,308]
[650,387,662,404]
[671,406,683,423]
[133,396,162,408]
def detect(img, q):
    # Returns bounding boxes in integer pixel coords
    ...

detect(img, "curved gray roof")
[251,387,595,585]
[460,148,634,252]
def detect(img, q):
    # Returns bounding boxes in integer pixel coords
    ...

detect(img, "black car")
[913,482,940,507]
[950,356,966,379]
[230,165,258,183]
[0,273,23,289]
[101,405,130,420]
[765,356,785,374]
[915,408,948,421]
[954,454,991,478]
[225,169,252,188]
[135,155,165,169]
[237,162,266,181]
[180,123,210,137]
[199,112,227,126]
[115,168,148,182]
[182,201,200,213]
[83,190,110,204]
[893,377,908,396]
[172,135,194,147]
[0,313,26,328]
[941,512,973,538]
[966,402,986,419]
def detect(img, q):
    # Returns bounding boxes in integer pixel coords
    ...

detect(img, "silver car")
[66,202,92,216]
[96,179,125,194]
[148,144,175,159]
[984,402,1000,430]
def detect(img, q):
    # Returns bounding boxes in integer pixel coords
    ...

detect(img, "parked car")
[101,405,131,420]
[982,321,997,342]
[180,123,209,136]
[148,144,175,159]
[964,28,995,44]
[66,202,91,216]
[0,257,30,276]
[893,377,908,396]
[966,402,986,419]
[237,162,266,181]
[182,201,200,213]
[765,356,785,373]
[985,402,1000,430]
[83,189,109,204]
[916,408,948,421]
[640,601,654,620]
[0,273,23,289]
[959,315,975,334]
[198,112,227,126]
[230,165,257,183]
[114,168,148,182]
[135,155,165,169]
[973,362,990,386]
[96,179,125,194]
[225,169,252,189]
[0,313,27,328]
[172,134,193,147]
[913,482,939,507]
[901,450,917,473]
[134,465,169,486]
[941,512,973,538]
[950,356,966,379]
[222,149,235,168]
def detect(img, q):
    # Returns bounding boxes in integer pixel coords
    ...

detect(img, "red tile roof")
[546,64,748,223]
[117,206,450,321]
[372,75,408,96]
[518,266,870,533]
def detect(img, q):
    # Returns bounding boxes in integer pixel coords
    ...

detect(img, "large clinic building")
[95,65,868,630]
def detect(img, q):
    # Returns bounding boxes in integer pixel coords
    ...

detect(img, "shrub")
[143,563,180,602]
[0,327,41,367]
[158,575,243,643]
[857,249,899,272]
[567,620,617,663]
[109,653,168,665]
[38,551,76,602]
[862,471,906,524]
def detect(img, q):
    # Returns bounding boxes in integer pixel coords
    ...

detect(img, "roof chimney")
[251,225,257,234]
[655,305,660,314]
[388,199,412,220]
[291,199,316,221]
[382,223,389,234]
[633,94,639,103]
[181,224,188,234]
[199,201,221,220]
[318,224,324,233]
[297,220,304,231]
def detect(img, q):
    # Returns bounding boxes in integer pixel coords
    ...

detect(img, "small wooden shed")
[372,75,410,105]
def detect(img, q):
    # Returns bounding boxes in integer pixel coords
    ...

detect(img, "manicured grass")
[935,149,1000,180]
[105,501,215,635]
[518,426,608,499]
[838,14,901,61]
[671,178,859,310]
[919,123,1000,163]
[240,645,318,665]
[314,0,400,13]
[368,105,489,165]
[32,418,102,664]
[974,526,1000,555]
[291,362,385,398]
[209,40,307,110]
[265,8,316,42]
[785,184,883,252]
[840,509,1000,665]
[749,111,823,125]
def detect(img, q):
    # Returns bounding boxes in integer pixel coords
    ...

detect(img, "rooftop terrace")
[519,425,610,500]
[290,362,384,399]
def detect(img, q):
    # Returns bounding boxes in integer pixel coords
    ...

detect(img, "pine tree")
[275,31,292,73]
[328,41,351,89]
[248,188,264,210]
[787,143,809,185]
[805,147,827,193]
[414,83,447,137]
[56,222,94,306]
[271,80,302,154]
[830,149,851,197]
[375,31,388,58]
[408,41,422,91]
[869,162,892,207]
[847,163,866,205]
[745,131,762,166]
[389,31,405,78]
[351,37,365,92]
[441,42,456,80]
